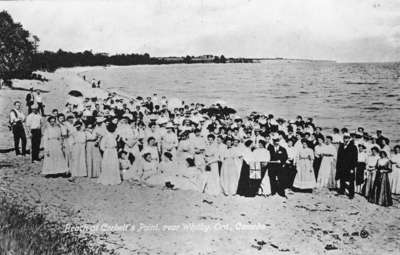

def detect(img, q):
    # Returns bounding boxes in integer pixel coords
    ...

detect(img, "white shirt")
[26,113,42,129]
[9,109,25,124]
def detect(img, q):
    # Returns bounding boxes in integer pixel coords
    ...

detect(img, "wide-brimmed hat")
[96,116,106,123]
[271,133,280,141]
[165,122,174,129]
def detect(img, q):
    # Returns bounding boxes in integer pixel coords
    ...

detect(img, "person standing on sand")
[42,116,68,177]
[25,107,43,162]
[335,133,358,199]
[69,121,88,179]
[98,124,121,185]
[9,101,27,156]
[293,139,316,190]
[267,134,288,198]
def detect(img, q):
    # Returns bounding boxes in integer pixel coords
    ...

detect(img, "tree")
[220,55,226,63]
[0,11,35,81]
[184,55,192,64]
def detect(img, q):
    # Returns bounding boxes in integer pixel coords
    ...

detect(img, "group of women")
[37,91,400,206]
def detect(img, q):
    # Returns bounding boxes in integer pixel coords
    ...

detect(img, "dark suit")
[267,144,288,197]
[336,141,358,198]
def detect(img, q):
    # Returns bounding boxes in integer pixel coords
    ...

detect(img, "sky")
[1,0,400,62]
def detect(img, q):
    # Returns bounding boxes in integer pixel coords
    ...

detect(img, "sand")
[1,67,400,255]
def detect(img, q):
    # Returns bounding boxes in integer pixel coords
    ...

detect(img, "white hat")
[343,133,351,138]
[271,133,280,140]
[96,116,106,122]
[165,122,174,129]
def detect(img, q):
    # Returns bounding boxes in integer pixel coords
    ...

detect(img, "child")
[119,150,131,180]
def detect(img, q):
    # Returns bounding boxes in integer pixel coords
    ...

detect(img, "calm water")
[82,61,400,144]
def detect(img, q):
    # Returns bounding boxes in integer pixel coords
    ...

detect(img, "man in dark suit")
[335,133,358,199]
[267,134,288,198]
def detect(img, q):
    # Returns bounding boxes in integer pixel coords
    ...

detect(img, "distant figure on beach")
[97,80,101,88]
[25,107,43,162]
[336,133,358,199]
[25,88,35,114]
[9,101,27,156]
[91,78,96,88]
[34,89,45,116]
[83,75,86,81]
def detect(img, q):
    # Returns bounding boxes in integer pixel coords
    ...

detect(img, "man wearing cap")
[336,133,358,199]
[267,133,288,198]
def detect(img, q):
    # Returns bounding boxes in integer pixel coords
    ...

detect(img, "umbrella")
[168,97,183,110]
[199,107,236,116]
[68,90,83,97]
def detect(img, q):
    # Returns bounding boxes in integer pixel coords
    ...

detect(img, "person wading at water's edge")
[336,133,358,199]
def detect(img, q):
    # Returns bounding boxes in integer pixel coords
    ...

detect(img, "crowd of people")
[8,88,400,207]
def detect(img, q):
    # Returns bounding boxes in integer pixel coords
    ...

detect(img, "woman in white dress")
[42,116,69,176]
[70,121,87,178]
[253,140,271,197]
[362,146,380,199]
[85,122,102,178]
[98,124,121,185]
[389,145,400,194]
[220,139,242,196]
[203,134,222,196]
[293,139,316,190]
[316,136,337,189]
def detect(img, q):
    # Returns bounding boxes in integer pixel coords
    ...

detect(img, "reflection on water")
[82,61,400,144]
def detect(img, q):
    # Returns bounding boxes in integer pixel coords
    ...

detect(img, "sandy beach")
[1,68,400,255]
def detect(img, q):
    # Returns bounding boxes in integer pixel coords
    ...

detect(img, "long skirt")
[203,162,222,196]
[63,137,74,169]
[362,170,376,201]
[356,162,366,186]
[220,158,241,196]
[293,159,316,189]
[389,165,400,194]
[70,143,87,177]
[258,166,271,196]
[316,156,336,189]
[372,171,392,207]
[98,148,121,185]
[313,156,322,180]
[42,139,68,175]
[86,141,102,178]
[247,163,268,197]
[236,161,251,196]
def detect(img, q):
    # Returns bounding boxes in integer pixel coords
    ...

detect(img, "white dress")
[220,147,241,196]
[293,147,316,189]
[390,154,400,194]
[203,143,222,196]
[316,144,337,189]
[97,132,121,185]
[42,125,69,175]
[70,130,87,177]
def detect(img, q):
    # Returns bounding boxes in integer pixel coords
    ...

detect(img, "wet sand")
[0,68,400,255]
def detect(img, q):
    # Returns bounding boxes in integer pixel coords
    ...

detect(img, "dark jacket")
[267,144,288,170]
[335,141,358,180]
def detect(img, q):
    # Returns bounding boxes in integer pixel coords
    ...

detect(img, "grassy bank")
[0,195,115,255]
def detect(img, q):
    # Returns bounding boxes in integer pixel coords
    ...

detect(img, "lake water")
[81,61,400,144]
